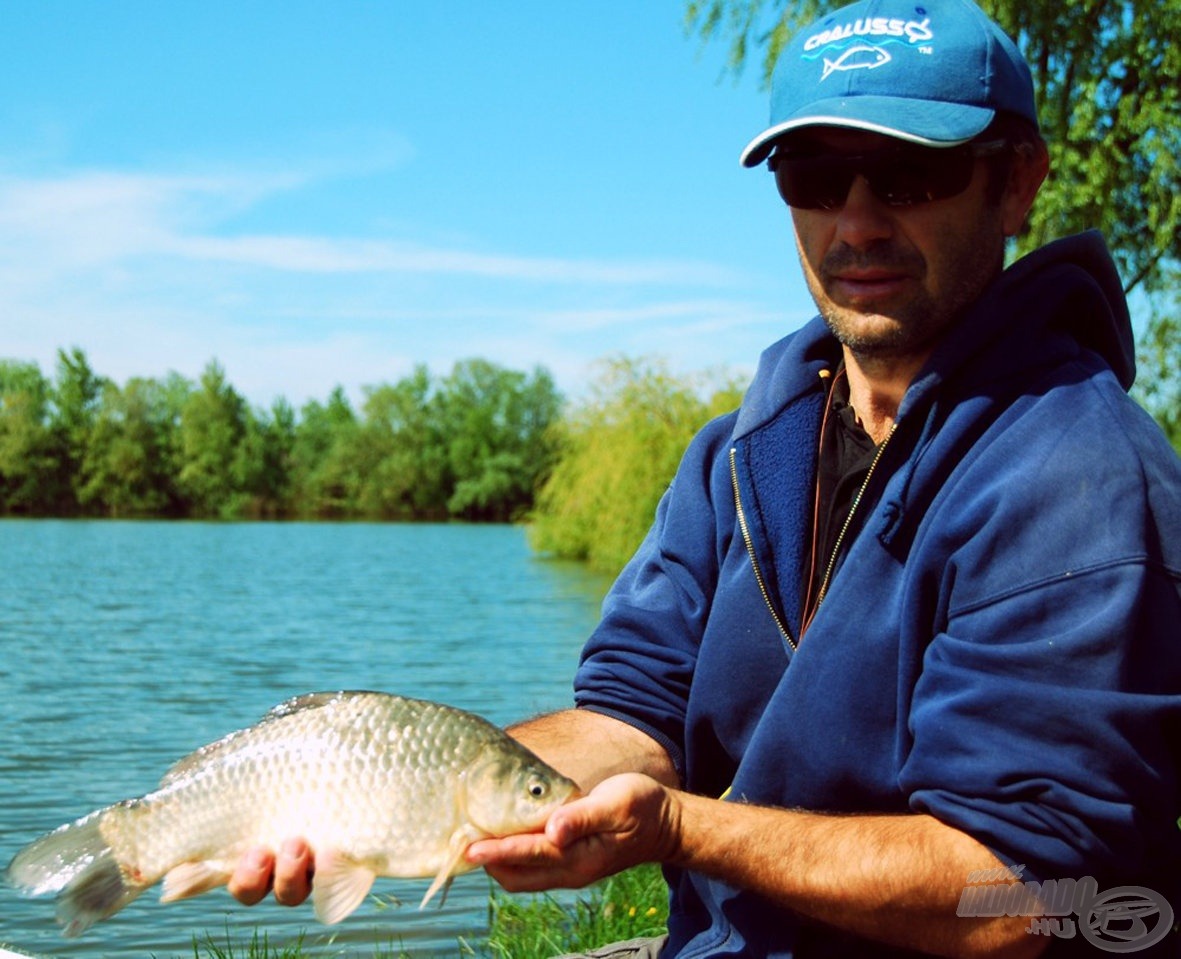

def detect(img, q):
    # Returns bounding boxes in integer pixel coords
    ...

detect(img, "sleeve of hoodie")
[573,411,739,783]
[898,377,1181,887]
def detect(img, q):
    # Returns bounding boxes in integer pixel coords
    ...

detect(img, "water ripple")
[0,520,610,957]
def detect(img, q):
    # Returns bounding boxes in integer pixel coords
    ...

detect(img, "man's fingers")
[467,832,558,869]
[545,794,614,849]
[227,847,275,906]
[273,838,315,906]
[468,774,676,896]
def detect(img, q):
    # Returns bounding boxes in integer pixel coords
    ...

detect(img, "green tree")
[79,376,187,517]
[0,360,56,514]
[1135,298,1181,453]
[290,386,360,518]
[356,365,449,519]
[436,359,563,522]
[46,347,106,514]
[685,0,1180,446]
[219,397,296,519]
[176,361,249,517]
[530,357,743,574]
[256,398,298,517]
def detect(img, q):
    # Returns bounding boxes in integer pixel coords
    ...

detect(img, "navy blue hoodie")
[574,232,1181,957]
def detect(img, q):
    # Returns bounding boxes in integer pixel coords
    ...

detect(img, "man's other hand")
[227,837,315,907]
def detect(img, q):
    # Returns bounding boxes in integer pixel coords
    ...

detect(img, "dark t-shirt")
[803,369,878,626]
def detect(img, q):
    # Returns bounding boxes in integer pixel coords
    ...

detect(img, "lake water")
[0,520,614,958]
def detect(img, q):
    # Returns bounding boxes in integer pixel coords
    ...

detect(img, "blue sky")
[0,1,815,409]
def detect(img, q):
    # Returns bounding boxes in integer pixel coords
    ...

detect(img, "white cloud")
[0,169,736,284]
[0,161,792,407]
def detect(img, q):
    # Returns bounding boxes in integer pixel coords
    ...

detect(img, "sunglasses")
[769,139,1010,210]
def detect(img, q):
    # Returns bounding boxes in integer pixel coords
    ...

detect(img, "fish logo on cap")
[820,44,892,81]
[805,16,935,84]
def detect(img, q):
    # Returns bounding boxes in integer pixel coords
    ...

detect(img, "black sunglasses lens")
[869,149,976,205]
[773,156,854,210]
[772,145,978,209]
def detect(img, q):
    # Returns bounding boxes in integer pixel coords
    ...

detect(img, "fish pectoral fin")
[311,850,377,926]
[160,861,232,903]
[419,826,480,910]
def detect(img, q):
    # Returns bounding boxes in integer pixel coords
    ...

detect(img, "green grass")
[482,864,669,959]
[183,865,668,959]
[187,927,309,959]
[184,924,421,959]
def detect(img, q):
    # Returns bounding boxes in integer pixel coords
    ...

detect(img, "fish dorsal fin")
[263,691,352,721]
[311,849,378,925]
[159,692,361,788]
[158,728,250,788]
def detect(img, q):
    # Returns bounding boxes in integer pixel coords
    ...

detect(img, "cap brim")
[739,96,996,166]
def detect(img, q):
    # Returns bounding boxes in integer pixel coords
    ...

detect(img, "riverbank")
[179,865,669,959]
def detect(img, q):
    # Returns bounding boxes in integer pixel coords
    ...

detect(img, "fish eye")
[527,778,549,799]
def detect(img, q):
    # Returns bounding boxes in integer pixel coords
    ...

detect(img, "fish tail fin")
[6,809,146,937]
[55,848,145,937]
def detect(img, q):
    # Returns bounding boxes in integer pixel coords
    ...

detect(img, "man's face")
[784,128,1009,363]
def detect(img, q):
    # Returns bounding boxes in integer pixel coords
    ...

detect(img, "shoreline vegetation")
[173,864,669,958]
[0,348,743,572]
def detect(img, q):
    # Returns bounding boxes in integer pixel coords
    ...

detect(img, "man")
[232,0,1181,955]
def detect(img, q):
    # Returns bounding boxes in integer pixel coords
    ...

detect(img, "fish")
[5,690,579,937]
[820,44,892,81]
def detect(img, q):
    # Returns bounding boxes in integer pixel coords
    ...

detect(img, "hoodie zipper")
[808,421,899,618]
[730,446,796,651]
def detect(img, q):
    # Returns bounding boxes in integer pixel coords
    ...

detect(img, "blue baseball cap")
[740,0,1038,167]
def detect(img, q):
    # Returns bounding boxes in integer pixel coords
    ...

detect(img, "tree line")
[0,348,562,522]
[2,343,1174,576]
[0,348,743,576]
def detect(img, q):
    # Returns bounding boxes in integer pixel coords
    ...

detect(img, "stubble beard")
[802,231,1005,363]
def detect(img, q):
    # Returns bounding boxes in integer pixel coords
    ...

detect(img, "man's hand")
[227,838,315,906]
[465,773,680,892]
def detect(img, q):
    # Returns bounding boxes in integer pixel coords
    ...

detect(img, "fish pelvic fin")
[160,861,233,903]
[311,851,377,926]
[6,809,146,938]
[420,826,480,910]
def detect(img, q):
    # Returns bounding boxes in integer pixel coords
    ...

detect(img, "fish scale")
[5,691,578,937]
